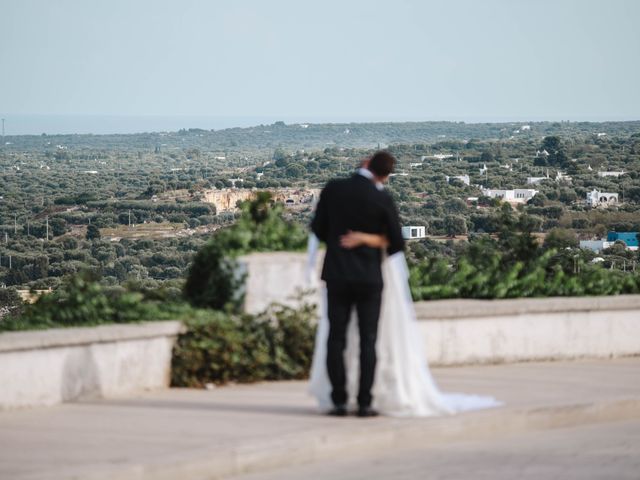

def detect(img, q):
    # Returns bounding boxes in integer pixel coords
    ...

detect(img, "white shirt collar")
[357,168,384,190]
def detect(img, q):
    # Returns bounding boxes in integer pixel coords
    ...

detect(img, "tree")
[540,136,569,167]
[444,198,467,214]
[444,215,467,237]
[544,228,579,250]
[86,224,101,241]
[285,163,305,178]
[273,147,288,167]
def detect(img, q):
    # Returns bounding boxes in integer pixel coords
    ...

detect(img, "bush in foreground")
[171,302,316,387]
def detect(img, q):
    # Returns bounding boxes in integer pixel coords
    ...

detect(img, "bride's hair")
[368,151,396,177]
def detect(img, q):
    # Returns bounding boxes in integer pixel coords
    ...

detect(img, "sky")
[1,0,639,131]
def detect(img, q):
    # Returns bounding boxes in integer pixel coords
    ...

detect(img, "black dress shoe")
[327,405,348,416]
[356,406,379,417]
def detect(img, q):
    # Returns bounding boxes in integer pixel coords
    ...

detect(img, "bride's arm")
[340,231,389,249]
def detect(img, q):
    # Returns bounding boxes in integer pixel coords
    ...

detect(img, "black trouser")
[326,282,383,408]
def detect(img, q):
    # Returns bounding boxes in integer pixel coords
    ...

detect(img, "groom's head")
[368,150,396,183]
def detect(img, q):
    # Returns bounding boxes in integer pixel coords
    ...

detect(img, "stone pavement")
[0,359,639,480]
[236,419,640,480]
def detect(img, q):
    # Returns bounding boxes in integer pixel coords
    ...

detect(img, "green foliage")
[0,271,179,331]
[410,230,640,301]
[0,287,24,320]
[85,224,101,240]
[171,302,317,387]
[544,228,579,250]
[184,192,307,311]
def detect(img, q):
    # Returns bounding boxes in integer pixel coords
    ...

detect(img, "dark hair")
[368,150,396,177]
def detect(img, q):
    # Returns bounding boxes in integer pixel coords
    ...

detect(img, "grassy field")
[100,222,189,240]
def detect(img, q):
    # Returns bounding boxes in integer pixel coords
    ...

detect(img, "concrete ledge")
[414,295,640,319]
[416,296,640,365]
[0,321,184,410]
[240,252,640,366]
[0,321,185,353]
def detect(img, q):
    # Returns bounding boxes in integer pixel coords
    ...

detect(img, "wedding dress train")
[307,235,500,416]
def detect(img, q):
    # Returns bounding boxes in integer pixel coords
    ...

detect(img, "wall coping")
[0,321,184,354]
[414,295,640,320]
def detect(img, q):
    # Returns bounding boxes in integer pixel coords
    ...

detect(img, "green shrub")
[184,192,307,311]
[171,302,317,387]
[0,271,185,332]
[409,244,640,300]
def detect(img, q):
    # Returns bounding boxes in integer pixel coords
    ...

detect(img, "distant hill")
[4,120,640,152]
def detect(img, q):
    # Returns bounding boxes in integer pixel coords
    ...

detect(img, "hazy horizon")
[1,0,639,135]
[2,114,640,137]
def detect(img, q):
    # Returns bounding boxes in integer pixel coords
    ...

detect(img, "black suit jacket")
[311,173,404,287]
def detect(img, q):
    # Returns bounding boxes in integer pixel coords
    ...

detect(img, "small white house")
[402,226,426,240]
[481,189,538,204]
[527,176,547,185]
[579,240,613,253]
[586,189,618,207]
[597,171,625,178]
[445,175,470,186]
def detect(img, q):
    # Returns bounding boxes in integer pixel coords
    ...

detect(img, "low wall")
[0,321,183,410]
[240,252,640,364]
[240,251,323,314]
[415,296,640,365]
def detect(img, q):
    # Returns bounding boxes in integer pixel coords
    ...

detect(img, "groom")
[311,151,404,417]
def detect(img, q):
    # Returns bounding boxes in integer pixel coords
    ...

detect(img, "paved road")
[235,420,640,480]
[1,359,639,480]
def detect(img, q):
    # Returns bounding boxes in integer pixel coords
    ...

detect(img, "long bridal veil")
[306,234,500,417]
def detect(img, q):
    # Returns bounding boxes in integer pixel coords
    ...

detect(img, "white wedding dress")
[306,234,500,417]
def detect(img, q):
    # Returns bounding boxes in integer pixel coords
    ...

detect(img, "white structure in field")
[586,189,618,207]
[527,176,548,185]
[445,175,470,186]
[402,226,427,240]
[481,188,538,204]
[579,240,614,253]
[598,171,625,178]
[422,154,454,161]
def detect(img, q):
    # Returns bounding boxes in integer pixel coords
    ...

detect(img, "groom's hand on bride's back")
[339,230,362,249]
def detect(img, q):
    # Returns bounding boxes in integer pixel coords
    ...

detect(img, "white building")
[481,189,538,204]
[422,154,454,161]
[597,171,625,178]
[402,226,427,240]
[527,176,548,185]
[586,189,618,207]
[579,240,613,253]
[445,175,470,186]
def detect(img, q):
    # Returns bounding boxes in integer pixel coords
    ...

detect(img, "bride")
[307,231,500,417]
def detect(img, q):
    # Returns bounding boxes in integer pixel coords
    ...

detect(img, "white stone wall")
[240,252,640,365]
[239,251,323,314]
[415,296,640,365]
[0,321,183,410]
